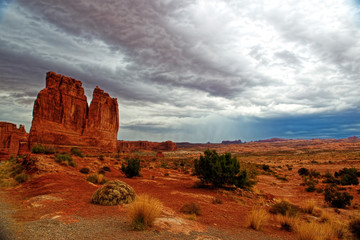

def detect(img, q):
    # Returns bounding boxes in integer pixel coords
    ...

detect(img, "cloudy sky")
[1,0,360,143]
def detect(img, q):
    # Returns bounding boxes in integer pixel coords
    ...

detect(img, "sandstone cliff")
[0,122,29,160]
[84,87,119,150]
[29,72,119,151]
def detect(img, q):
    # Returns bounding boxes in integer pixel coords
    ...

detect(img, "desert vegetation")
[194,149,256,188]
[1,139,360,239]
[121,157,141,178]
[128,194,163,230]
[91,180,135,205]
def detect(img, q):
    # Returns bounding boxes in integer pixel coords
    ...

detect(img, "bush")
[194,149,254,188]
[335,168,359,185]
[121,158,141,178]
[349,218,360,239]
[31,144,45,154]
[309,170,321,178]
[246,207,269,231]
[298,168,309,176]
[102,166,111,172]
[180,202,202,216]
[70,147,83,157]
[270,200,299,217]
[305,182,316,192]
[324,185,353,208]
[323,171,337,184]
[14,173,29,183]
[262,164,271,172]
[128,194,162,230]
[79,167,90,174]
[44,146,55,154]
[55,154,76,167]
[91,180,135,206]
[87,174,107,184]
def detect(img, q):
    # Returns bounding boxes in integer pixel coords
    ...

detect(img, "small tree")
[194,149,252,188]
[121,157,141,178]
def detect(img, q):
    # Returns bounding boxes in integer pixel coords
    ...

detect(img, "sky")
[1,0,360,143]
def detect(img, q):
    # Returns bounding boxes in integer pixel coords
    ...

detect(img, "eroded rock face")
[29,72,119,151]
[84,87,119,150]
[0,122,29,160]
[117,140,177,152]
[30,72,88,146]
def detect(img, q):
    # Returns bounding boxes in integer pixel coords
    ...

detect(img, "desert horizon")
[1,0,360,239]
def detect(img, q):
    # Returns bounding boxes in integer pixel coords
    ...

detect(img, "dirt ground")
[1,139,360,239]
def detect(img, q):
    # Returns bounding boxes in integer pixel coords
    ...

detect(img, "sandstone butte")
[0,72,177,160]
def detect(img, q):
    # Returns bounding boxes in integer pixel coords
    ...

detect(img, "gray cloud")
[1,0,360,141]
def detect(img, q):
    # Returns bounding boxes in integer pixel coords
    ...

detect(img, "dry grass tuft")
[301,199,316,214]
[295,220,345,240]
[246,207,269,231]
[128,194,163,230]
[320,210,335,223]
[276,214,298,232]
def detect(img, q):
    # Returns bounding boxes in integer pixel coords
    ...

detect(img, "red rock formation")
[30,72,88,146]
[117,140,177,152]
[29,72,119,151]
[83,87,119,150]
[0,122,29,160]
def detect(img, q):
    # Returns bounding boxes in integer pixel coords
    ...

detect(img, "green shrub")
[349,218,360,240]
[79,167,90,174]
[324,185,353,208]
[102,166,111,172]
[262,164,271,172]
[180,202,202,215]
[70,147,83,157]
[55,154,76,167]
[121,158,141,178]
[323,171,337,184]
[305,183,316,192]
[194,149,254,188]
[91,180,135,205]
[309,170,321,178]
[335,168,359,186]
[44,146,55,154]
[14,173,29,183]
[298,168,309,176]
[31,144,45,154]
[270,200,299,217]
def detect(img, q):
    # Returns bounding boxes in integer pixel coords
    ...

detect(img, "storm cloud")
[1,0,360,142]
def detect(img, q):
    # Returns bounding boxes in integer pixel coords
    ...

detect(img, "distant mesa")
[221,139,242,144]
[256,138,288,143]
[0,71,176,159]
